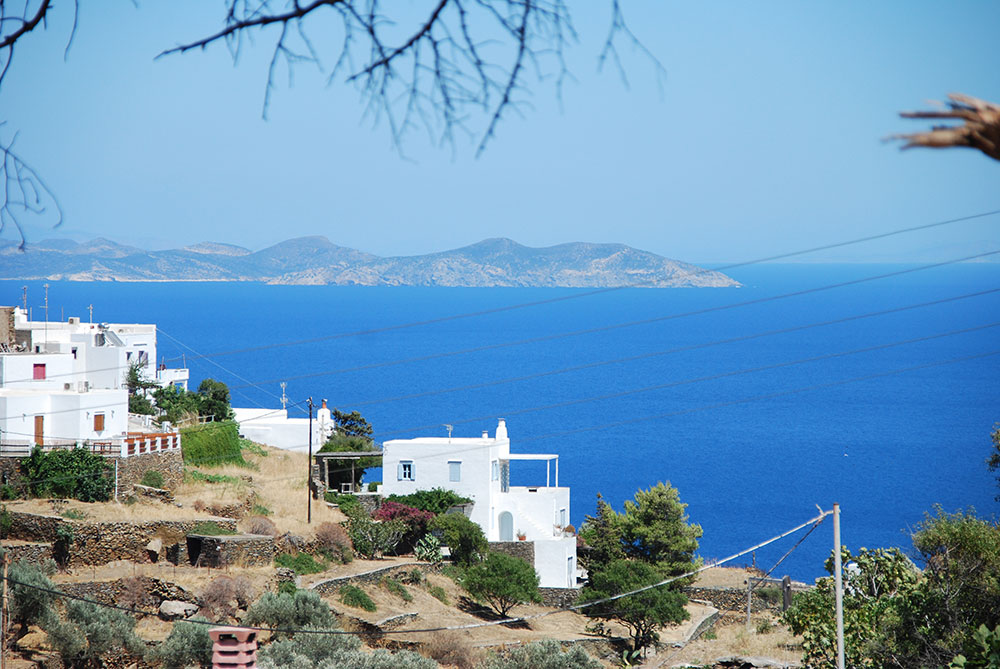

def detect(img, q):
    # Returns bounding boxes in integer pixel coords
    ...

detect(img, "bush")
[140,470,165,488]
[478,639,602,669]
[9,560,58,638]
[348,514,406,559]
[383,577,413,602]
[387,488,472,514]
[1,505,12,539]
[368,481,380,492]
[180,421,245,468]
[275,552,327,575]
[186,469,241,485]
[339,584,376,612]
[45,600,145,668]
[257,631,361,669]
[462,551,541,617]
[200,575,253,621]
[403,568,423,585]
[252,503,272,515]
[429,513,487,566]
[21,446,112,502]
[422,631,481,669]
[246,515,278,536]
[149,617,214,669]
[245,590,334,635]
[324,491,363,516]
[375,501,434,553]
[315,521,353,563]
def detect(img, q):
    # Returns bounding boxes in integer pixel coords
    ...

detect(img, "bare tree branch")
[161,1,661,155]
[890,93,1000,162]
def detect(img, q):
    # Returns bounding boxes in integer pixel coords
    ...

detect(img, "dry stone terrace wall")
[312,562,445,596]
[115,450,184,491]
[60,576,199,609]
[488,540,535,565]
[2,541,53,564]
[5,510,238,566]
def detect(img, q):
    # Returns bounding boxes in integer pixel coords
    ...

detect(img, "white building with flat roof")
[0,305,184,457]
[381,419,579,589]
[233,401,334,452]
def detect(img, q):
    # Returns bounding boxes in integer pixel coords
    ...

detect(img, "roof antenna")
[443,424,453,442]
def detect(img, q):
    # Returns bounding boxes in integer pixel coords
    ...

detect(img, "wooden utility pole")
[2,552,9,669]
[833,503,845,669]
[307,397,313,524]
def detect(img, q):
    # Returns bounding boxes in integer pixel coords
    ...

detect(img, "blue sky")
[2,1,998,262]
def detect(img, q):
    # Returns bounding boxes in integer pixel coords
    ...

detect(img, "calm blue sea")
[5,263,999,580]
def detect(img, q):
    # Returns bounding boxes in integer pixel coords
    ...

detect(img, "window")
[560,508,567,527]
[449,461,461,482]
[491,460,499,481]
[398,461,414,481]
[71,347,78,360]
[94,413,105,432]
[32,363,46,380]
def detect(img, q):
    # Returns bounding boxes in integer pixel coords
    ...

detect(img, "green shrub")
[403,568,423,585]
[368,481,380,492]
[478,639,601,669]
[61,509,86,520]
[45,600,145,667]
[429,513,487,566]
[0,484,19,500]
[20,447,112,502]
[252,503,272,516]
[324,491,362,516]
[9,560,58,637]
[275,552,327,575]
[149,617,213,669]
[387,488,472,514]
[189,522,236,536]
[462,551,540,617]
[0,505,12,539]
[347,514,406,559]
[277,581,298,596]
[245,590,334,635]
[180,421,245,468]
[428,585,449,605]
[315,521,353,564]
[339,585,376,612]
[185,469,241,485]
[383,577,413,602]
[140,470,165,488]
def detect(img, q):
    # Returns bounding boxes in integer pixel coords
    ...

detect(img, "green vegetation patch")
[382,577,413,602]
[240,439,269,457]
[386,488,472,515]
[140,470,165,488]
[20,447,113,502]
[339,585,376,612]
[180,421,246,468]
[185,469,241,485]
[189,522,236,536]
[427,585,449,605]
[275,552,328,575]
[61,509,87,520]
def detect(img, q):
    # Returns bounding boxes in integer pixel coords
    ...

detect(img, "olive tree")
[462,551,541,617]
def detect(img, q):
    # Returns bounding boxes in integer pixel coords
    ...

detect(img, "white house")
[233,400,334,451]
[381,419,579,589]
[0,305,185,457]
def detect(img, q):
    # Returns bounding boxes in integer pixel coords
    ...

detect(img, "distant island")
[0,236,740,288]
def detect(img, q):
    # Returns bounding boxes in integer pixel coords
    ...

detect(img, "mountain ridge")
[0,235,740,288]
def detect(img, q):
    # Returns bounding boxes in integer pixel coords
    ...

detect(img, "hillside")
[0,236,739,288]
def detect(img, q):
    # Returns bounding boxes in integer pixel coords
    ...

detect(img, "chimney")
[482,431,489,439]
[321,399,327,409]
[495,418,507,441]
[209,627,257,669]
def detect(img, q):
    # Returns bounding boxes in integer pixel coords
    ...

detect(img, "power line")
[160,208,1000,366]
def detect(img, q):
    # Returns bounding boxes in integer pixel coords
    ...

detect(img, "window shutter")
[410,462,415,480]
[397,463,404,480]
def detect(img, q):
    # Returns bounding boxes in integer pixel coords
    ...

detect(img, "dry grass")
[2,498,221,523]
[52,560,278,596]
[668,614,803,666]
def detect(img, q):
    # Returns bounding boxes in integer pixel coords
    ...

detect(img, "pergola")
[314,451,383,493]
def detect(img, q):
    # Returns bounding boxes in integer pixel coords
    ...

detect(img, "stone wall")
[187,534,275,567]
[311,562,443,596]
[488,540,534,565]
[2,541,53,564]
[683,585,800,615]
[60,576,199,609]
[0,457,24,490]
[114,450,184,491]
[538,586,581,608]
[5,510,239,566]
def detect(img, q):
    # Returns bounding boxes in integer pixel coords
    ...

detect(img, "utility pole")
[1,552,9,669]
[833,502,845,669]
[307,397,313,524]
[88,304,93,323]
[280,382,288,410]
[21,286,27,311]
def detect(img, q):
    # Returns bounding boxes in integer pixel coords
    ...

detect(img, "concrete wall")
[534,537,577,589]
[0,388,127,447]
